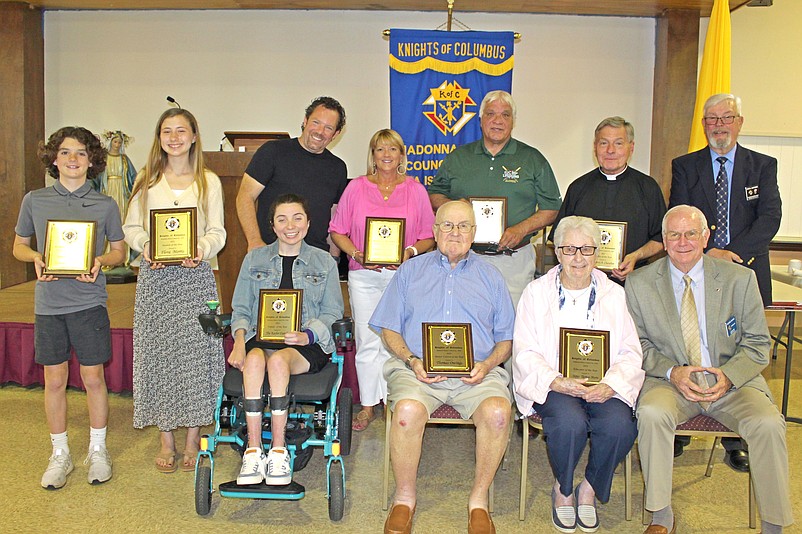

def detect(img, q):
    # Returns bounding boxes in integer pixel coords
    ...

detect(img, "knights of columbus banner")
[390,29,514,187]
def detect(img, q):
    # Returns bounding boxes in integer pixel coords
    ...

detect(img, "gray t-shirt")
[15,180,124,315]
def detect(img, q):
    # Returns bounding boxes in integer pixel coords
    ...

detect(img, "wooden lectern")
[224,131,289,152]
[205,133,287,311]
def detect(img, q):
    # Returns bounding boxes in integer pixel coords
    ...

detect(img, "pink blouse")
[329,176,435,271]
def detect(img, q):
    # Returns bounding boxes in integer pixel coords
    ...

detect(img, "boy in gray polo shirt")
[13,126,126,489]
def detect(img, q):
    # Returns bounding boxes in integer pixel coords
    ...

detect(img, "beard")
[707,131,731,150]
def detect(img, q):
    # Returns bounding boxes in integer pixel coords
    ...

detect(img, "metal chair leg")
[518,418,529,521]
[625,450,632,521]
[382,405,392,511]
[705,436,721,477]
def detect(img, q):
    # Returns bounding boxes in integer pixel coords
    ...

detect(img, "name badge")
[745,186,759,201]
[725,316,737,336]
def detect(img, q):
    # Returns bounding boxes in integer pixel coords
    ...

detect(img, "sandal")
[352,409,377,432]
[181,450,198,472]
[155,450,178,473]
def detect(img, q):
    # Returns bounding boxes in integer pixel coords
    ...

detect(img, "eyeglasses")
[436,221,475,234]
[557,245,597,256]
[703,115,739,126]
[664,230,703,241]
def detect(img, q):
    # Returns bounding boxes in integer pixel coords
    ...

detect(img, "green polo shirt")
[431,138,562,244]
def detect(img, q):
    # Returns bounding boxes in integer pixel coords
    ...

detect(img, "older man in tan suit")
[625,205,792,534]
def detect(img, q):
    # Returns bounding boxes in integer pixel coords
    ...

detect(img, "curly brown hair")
[38,126,107,180]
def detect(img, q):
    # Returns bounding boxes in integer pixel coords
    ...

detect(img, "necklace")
[565,286,592,305]
[376,179,396,200]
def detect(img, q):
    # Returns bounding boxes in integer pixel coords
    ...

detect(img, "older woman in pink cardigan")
[513,216,644,533]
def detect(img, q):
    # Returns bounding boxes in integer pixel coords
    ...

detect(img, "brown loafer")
[384,503,415,534]
[468,507,495,534]
[643,522,676,534]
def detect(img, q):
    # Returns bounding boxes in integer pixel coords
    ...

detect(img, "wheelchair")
[195,304,355,521]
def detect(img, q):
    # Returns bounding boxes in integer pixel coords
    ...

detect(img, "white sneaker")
[237,447,266,485]
[41,449,74,489]
[265,447,291,486]
[84,445,113,485]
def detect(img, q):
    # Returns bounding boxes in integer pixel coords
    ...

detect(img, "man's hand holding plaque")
[594,220,627,272]
[364,217,406,267]
[42,220,97,278]
[149,207,197,266]
[256,289,303,343]
[559,327,610,384]
[422,323,474,377]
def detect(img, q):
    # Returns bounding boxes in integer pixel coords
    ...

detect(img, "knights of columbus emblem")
[422,81,477,136]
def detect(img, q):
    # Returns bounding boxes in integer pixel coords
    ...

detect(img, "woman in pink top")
[330,129,435,431]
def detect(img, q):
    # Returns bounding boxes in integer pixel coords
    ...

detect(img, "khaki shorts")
[383,357,511,419]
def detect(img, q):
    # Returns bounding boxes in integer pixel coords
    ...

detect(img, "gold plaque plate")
[42,220,97,277]
[364,217,406,266]
[422,323,474,377]
[149,207,197,266]
[595,220,628,272]
[559,327,610,384]
[256,289,303,342]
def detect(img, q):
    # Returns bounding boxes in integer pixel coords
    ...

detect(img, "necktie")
[680,275,710,410]
[714,156,729,249]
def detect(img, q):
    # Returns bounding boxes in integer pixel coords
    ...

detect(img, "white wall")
[732,0,802,138]
[43,10,655,192]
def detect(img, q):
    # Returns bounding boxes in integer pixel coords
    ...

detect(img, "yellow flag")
[688,0,732,152]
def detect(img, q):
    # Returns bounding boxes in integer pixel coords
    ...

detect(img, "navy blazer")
[669,144,781,305]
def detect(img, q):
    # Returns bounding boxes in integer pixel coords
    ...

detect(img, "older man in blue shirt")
[370,200,515,534]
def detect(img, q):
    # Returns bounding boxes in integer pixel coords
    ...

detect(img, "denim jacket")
[231,240,344,354]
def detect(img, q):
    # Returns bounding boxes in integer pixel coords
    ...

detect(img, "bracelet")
[351,249,360,260]
[405,245,418,257]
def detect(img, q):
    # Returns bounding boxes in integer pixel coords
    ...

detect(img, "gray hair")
[479,90,517,126]
[703,93,742,116]
[594,116,634,143]
[662,205,709,235]
[553,216,601,248]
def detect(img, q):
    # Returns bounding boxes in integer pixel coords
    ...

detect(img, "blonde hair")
[366,128,408,175]
[129,108,209,220]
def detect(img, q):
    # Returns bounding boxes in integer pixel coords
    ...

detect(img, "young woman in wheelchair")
[228,193,344,485]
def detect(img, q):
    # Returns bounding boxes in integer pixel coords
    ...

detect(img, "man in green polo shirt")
[430,90,562,305]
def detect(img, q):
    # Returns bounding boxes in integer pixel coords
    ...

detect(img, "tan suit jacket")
[626,255,770,398]
[625,255,792,526]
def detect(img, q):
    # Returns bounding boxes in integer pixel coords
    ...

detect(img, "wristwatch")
[404,354,420,370]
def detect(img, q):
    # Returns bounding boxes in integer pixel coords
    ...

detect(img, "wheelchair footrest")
[219,480,305,500]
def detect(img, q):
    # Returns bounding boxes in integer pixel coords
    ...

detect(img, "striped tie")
[680,275,711,410]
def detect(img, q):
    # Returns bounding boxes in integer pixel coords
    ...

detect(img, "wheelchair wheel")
[328,460,345,521]
[194,460,212,516]
[337,387,353,456]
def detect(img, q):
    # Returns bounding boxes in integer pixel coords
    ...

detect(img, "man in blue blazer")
[626,205,792,534]
[669,93,781,470]
[670,93,781,307]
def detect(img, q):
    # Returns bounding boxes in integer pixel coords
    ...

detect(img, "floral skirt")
[132,262,224,431]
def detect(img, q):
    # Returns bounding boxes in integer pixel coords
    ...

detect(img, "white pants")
[475,243,536,307]
[347,268,396,407]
